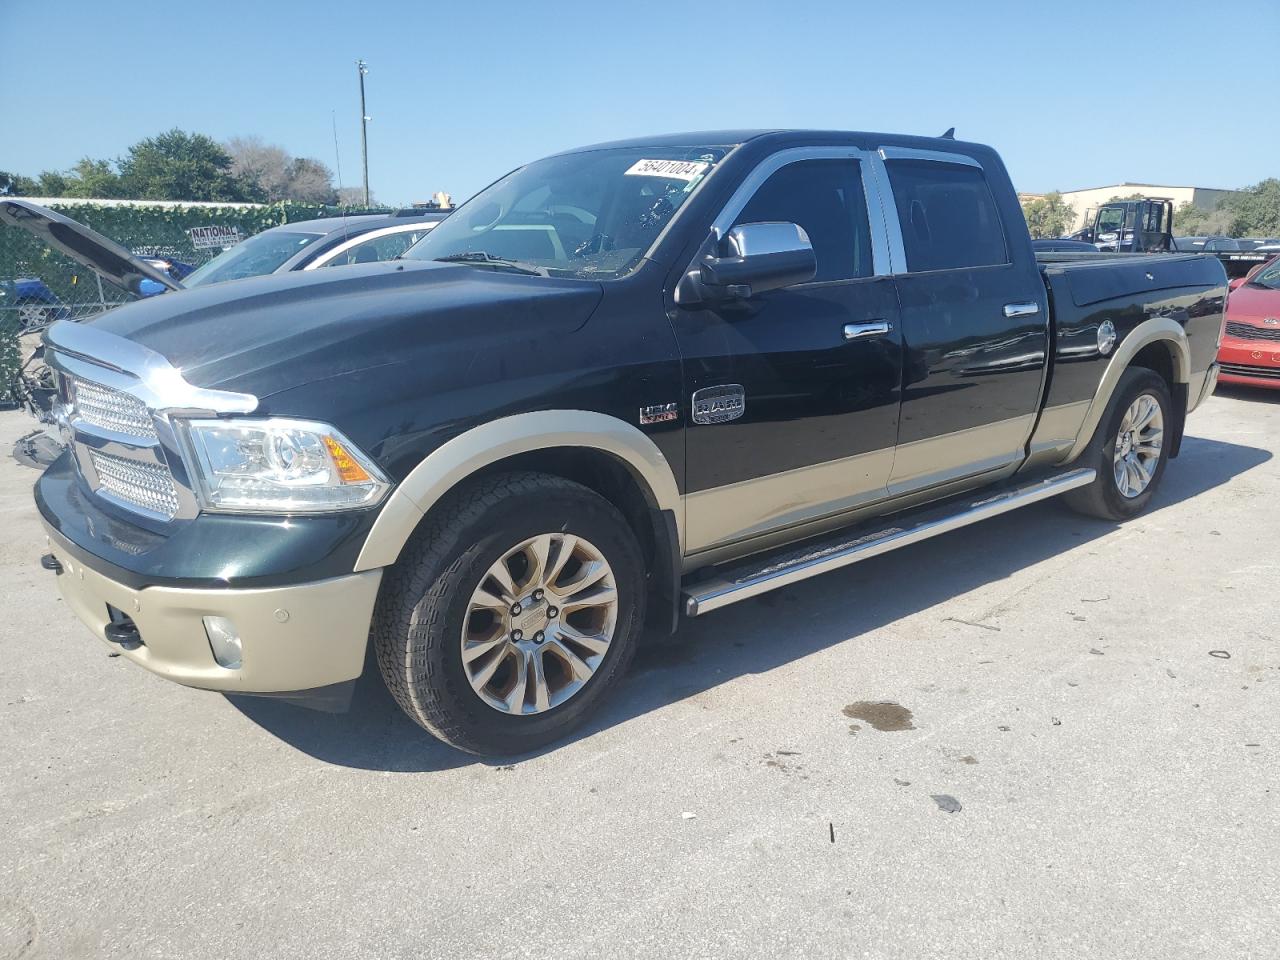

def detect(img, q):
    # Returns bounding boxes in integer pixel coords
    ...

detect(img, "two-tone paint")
[34,129,1226,697]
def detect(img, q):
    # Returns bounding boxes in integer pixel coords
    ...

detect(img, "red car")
[1219,255,1280,388]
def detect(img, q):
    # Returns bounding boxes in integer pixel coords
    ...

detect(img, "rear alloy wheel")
[1111,393,1164,498]
[1063,367,1173,521]
[373,472,645,755]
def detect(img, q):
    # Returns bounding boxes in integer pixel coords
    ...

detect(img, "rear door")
[877,148,1049,496]
[672,148,904,554]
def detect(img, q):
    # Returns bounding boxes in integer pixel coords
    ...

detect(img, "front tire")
[1063,367,1172,521]
[372,472,646,755]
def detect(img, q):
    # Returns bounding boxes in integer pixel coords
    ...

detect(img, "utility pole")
[356,59,370,206]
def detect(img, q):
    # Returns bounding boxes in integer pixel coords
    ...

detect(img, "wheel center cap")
[1119,432,1134,456]
[514,599,550,635]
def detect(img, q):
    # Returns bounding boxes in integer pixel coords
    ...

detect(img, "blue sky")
[3,0,1276,205]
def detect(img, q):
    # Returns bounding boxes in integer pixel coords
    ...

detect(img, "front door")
[671,151,904,554]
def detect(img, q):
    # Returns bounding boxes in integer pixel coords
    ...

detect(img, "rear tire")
[1063,367,1173,521]
[372,472,646,755]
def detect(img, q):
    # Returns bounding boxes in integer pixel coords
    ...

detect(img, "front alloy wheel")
[372,472,645,755]
[463,533,618,715]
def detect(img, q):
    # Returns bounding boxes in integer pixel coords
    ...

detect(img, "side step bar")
[681,468,1096,616]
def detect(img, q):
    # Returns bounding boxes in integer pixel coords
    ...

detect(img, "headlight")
[179,417,390,513]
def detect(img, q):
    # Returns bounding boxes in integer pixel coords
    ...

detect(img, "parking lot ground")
[1,387,1278,960]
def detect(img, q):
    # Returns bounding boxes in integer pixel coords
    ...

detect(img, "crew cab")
[33,130,1225,755]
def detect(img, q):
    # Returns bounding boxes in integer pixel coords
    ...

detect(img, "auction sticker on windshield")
[624,159,711,181]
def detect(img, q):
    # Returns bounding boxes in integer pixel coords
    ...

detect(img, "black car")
[34,129,1224,755]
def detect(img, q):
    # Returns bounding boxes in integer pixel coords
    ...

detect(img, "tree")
[225,135,292,200]
[1173,180,1280,237]
[336,185,375,207]
[1021,191,1076,239]
[117,129,263,202]
[0,171,37,196]
[284,157,337,204]
[63,158,123,198]
[225,136,336,203]
[1222,178,1280,236]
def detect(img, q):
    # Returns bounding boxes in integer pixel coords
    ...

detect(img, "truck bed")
[1036,251,1226,418]
[1036,248,1266,279]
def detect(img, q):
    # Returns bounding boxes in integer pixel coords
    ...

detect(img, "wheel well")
[468,447,657,554]
[1129,341,1176,386]
[1128,339,1187,458]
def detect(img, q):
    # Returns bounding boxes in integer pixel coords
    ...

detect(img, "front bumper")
[1217,339,1280,389]
[44,522,382,693]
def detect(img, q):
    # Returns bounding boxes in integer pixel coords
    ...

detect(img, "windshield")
[1096,207,1126,233]
[184,230,324,287]
[403,145,729,279]
[1249,258,1280,290]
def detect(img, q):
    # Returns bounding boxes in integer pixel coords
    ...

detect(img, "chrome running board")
[681,468,1096,616]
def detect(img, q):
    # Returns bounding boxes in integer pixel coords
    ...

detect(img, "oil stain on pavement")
[842,701,915,731]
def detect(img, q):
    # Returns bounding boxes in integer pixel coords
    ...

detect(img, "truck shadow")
[227,433,1270,772]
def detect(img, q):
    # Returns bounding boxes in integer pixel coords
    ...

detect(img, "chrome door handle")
[843,320,892,340]
[1003,301,1041,318]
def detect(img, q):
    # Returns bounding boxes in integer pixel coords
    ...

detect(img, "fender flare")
[1063,317,1191,464]
[355,410,682,571]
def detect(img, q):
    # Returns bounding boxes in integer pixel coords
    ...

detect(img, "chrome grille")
[88,449,180,519]
[70,377,159,440]
[1225,321,1280,343]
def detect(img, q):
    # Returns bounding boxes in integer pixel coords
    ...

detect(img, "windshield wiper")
[433,252,547,276]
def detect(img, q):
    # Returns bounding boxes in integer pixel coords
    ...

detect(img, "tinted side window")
[733,159,873,282]
[328,230,428,267]
[886,159,1009,271]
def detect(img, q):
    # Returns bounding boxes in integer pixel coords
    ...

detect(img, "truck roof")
[556,129,993,156]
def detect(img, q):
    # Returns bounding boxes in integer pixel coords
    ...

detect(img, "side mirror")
[699,222,816,300]
[1228,277,1246,291]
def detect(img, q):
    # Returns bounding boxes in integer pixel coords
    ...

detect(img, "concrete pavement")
[1,387,1277,959]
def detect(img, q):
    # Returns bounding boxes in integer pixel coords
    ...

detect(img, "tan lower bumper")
[45,529,382,693]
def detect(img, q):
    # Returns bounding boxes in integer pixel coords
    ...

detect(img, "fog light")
[203,616,242,669]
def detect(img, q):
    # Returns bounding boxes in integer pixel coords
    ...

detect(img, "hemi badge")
[639,403,678,425]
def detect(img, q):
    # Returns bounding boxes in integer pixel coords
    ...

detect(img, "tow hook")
[39,553,63,575]
[104,618,143,651]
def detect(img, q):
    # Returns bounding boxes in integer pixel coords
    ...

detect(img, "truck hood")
[0,199,182,295]
[79,260,604,398]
